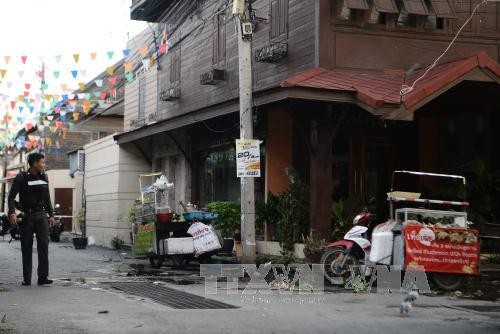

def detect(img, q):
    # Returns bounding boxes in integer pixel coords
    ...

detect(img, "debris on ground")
[473,290,484,298]
[453,291,463,297]
[97,310,109,314]
[0,287,8,292]
[444,316,470,322]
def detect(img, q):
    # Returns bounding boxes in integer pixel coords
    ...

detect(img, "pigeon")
[400,289,419,314]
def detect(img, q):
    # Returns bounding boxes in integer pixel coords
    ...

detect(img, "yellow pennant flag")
[4,56,10,64]
[45,137,52,146]
[73,54,80,63]
[73,112,80,121]
[53,94,60,101]
[106,66,115,76]
[83,105,90,115]
[78,82,86,90]
[61,84,68,91]
[45,95,52,102]
[0,69,6,79]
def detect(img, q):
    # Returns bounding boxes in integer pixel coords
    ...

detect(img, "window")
[99,131,108,139]
[170,48,181,84]
[368,4,387,24]
[395,0,429,27]
[138,76,145,117]
[212,13,226,65]
[270,0,289,39]
[333,0,369,23]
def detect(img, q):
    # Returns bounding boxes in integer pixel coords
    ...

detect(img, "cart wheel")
[431,273,464,291]
[149,255,163,269]
[171,256,188,267]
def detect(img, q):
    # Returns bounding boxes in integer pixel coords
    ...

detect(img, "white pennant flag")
[18,70,24,78]
[142,59,150,71]
[80,70,87,77]
[95,79,103,87]
[77,93,85,99]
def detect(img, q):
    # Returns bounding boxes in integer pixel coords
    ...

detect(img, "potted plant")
[302,230,327,264]
[206,201,241,253]
[72,209,87,249]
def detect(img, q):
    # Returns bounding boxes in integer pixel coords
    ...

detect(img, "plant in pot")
[73,209,87,249]
[206,201,241,254]
[302,230,327,264]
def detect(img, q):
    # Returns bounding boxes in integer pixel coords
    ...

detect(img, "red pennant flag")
[21,56,27,64]
[25,83,31,90]
[99,92,107,99]
[109,87,117,96]
[56,120,63,128]
[10,101,16,109]
[107,76,117,85]
[24,91,30,97]
[159,44,167,54]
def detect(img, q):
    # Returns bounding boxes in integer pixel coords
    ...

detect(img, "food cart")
[132,173,222,268]
[388,171,479,290]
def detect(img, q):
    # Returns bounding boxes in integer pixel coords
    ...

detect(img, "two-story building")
[115,0,499,242]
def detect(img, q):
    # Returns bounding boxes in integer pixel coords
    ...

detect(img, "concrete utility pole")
[234,0,256,263]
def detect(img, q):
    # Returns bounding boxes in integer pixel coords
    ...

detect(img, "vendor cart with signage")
[132,173,222,268]
[387,171,479,290]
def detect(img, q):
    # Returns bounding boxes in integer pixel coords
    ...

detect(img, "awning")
[281,51,500,120]
[373,0,399,13]
[0,176,16,184]
[429,0,456,18]
[346,0,369,10]
[403,0,430,15]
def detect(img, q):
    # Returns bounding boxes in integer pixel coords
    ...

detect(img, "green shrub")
[206,201,241,238]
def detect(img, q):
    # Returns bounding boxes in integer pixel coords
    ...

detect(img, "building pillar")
[309,112,334,240]
[264,109,293,240]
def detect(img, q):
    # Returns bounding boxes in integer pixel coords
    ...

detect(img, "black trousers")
[19,212,49,282]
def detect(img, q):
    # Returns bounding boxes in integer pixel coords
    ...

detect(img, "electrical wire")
[400,0,492,96]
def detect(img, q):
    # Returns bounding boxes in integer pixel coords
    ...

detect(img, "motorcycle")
[0,201,22,242]
[49,204,64,242]
[321,205,378,285]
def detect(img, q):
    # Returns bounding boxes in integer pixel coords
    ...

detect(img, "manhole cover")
[111,282,238,309]
[452,305,500,313]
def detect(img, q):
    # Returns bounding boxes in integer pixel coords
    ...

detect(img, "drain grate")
[452,305,500,313]
[111,282,238,309]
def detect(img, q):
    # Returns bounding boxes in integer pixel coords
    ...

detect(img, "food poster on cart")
[134,222,155,255]
[404,224,479,275]
[236,139,261,177]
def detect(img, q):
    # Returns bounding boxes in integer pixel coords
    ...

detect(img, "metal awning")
[429,0,457,18]
[0,176,16,184]
[403,0,430,15]
[346,0,369,10]
[373,0,399,13]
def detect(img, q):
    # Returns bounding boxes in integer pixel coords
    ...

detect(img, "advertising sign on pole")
[236,139,260,178]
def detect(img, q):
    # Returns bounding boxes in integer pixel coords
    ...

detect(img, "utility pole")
[234,0,256,263]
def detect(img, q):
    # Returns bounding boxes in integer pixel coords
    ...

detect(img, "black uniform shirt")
[7,171,54,217]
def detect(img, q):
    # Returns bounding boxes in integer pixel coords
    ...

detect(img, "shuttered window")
[346,0,369,10]
[212,13,226,65]
[270,0,289,40]
[170,48,181,84]
[373,0,399,13]
[402,0,430,15]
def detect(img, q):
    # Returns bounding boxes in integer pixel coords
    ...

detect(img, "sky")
[0,0,147,99]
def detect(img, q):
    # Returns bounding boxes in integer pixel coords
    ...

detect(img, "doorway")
[54,188,73,231]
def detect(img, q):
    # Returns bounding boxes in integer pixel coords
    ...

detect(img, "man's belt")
[24,207,46,213]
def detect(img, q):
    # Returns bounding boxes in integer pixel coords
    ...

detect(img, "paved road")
[0,237,499,334]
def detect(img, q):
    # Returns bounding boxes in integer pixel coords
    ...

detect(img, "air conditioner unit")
[160,87,181,101]
[200,69,226,85]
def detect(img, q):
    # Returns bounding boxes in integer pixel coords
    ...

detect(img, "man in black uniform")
[8,153,55,286]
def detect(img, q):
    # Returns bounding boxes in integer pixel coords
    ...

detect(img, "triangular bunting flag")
[98,100,106,107]
[68,122,75,130]
[55,55,62,63]
[140,47,148,57]
[61,84,68,91]
[84,93,91,100]
[25,83,31,90]
[109,88,117,96]
[6,81,12,88]
[93,92,101,98]
[99,92,106,99]
[68,94,76,100]
[18,70,24,78]
[106,66,115,76]
[77,93,84,99]
[4,56,10,64]
[108,76,117,85]
[0,69,6,79]
[29,106,34,113]
[80,70,87,77]
[124,62,132,72]
[53,71,60,79]
[73,54,80,63]
[42,83,49,90]
[21,56,27,64]
[142,59,150,70]
[107,51,114,59]
[23,91,29,98]
[78,82,86,90]
[90,52,97,60]
[69,100,77,107]
[62,94,68,101]
[95,79,103,87]
[71,70,78,79]
[122,49,131,57]
[159,44,167,54]
[73,112,80,121]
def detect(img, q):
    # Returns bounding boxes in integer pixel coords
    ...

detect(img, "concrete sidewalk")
[1,238,499,334]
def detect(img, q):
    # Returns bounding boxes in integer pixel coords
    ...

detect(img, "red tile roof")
[281,51,500,113]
